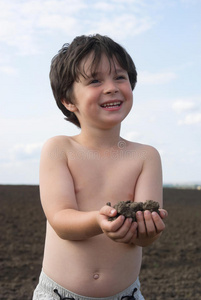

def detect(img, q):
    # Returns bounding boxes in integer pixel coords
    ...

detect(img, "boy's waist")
[36,270,144,300]
[43,250,142,295]
[42,263,141,298]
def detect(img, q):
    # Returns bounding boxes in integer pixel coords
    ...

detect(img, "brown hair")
[49,34,137,128]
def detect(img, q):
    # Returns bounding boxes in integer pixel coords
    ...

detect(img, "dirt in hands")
[107,200,160,222]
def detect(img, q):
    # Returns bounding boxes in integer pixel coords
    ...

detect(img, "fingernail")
[111,209,116,215]
[159,211,165,217]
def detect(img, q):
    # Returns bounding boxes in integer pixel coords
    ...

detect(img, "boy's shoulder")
[41,135,75,160]
[126,140,161,161]
[42,135,73,148]
[126,140,160,152]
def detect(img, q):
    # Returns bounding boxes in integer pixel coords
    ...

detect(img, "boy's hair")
[49,34,137,128]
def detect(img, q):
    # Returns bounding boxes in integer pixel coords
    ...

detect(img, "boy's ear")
[61,99,78,112]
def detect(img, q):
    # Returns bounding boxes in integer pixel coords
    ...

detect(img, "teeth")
[102,101,121,107]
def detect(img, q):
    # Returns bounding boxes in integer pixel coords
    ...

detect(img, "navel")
[93,273,100,280]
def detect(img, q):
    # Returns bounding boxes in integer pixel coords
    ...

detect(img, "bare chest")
[67,149,142,211]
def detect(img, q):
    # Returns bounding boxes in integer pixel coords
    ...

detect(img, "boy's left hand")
[131,208,168,247]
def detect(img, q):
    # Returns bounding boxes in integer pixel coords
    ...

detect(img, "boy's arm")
[39,137,102,240]
[99,145,167,246]
[133,145,165,246]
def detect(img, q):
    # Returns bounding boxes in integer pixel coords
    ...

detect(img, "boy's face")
[64,53,133,130]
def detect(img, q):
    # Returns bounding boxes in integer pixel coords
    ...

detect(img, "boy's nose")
[103,80,119,94]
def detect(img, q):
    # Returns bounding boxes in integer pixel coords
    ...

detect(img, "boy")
[33,34,167,300]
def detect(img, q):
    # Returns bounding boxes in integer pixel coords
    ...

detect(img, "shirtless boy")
[33,34,167,300]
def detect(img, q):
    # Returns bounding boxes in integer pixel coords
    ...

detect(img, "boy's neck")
[75,124,122,150]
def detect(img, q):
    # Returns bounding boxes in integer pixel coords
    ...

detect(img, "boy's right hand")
[97,205,138,244]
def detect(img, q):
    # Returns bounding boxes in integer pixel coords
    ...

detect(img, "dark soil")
[107,200,160,222]
[0,185,201,299]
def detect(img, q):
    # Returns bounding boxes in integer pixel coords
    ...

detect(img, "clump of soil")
[107,200,160,222]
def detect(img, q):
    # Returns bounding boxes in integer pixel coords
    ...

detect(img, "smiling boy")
[33,34,167,300]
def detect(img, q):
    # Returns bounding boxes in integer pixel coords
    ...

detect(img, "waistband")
[37,270,144,300]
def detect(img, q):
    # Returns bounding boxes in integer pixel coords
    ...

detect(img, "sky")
[0,0,201,185]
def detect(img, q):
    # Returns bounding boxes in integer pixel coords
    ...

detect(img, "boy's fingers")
[100,205,117,217]
[116,221,138,243]
[159,209,168,219]
[152,212,165,232]
[143,210,156,237]
[108,219,137,243]
[109,217,132,240]
[136,211,146,238]
[104,215,125,232]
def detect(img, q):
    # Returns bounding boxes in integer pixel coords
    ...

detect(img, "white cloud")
[138,71,177,85]
[0,159,40,184]
[92,14,154,40]
[172,98,201,125]
[10,142,43,161]
[0,0,156,55]
[0,65,18,75]
[124,131,142,141]
[93,2,114,11]
[180,0,200,5]
[178,113,201,125]
[172,100,196,113]
[38,15,78,33]
[0,0,85,55]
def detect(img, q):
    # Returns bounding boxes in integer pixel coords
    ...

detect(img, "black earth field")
[0,185,201,300]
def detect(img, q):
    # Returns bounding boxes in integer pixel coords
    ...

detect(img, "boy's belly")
[42,223,142,297]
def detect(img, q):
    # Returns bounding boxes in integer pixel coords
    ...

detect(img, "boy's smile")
[100,100,123,110]
[64,53,133,130]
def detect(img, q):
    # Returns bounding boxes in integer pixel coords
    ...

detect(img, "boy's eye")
[90,79,100,84]
[116,75,126,80]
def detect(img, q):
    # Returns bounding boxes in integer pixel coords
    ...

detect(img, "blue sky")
[0,0,201,185]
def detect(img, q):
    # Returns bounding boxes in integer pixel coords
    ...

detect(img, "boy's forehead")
[79,52,123,77]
